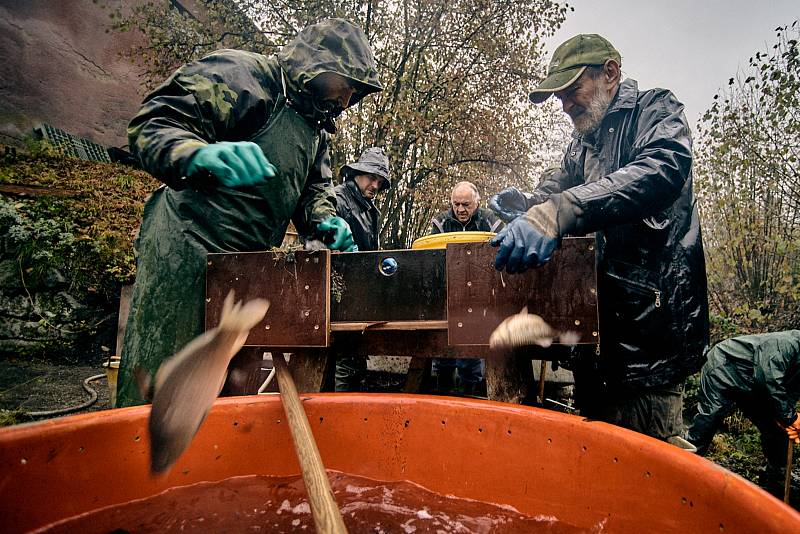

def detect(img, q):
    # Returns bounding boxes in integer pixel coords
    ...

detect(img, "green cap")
[529,34,621,104]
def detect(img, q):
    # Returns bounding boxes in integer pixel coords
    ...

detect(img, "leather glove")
[489,187,549,223]
[186,141,277,188]
[490,198,560,273]
[783,414,800,444]
[316,216,355,252]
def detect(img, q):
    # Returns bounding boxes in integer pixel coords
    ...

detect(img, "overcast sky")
[544,0,799,130]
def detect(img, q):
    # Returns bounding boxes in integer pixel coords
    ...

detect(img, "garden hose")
[25,373,105,418]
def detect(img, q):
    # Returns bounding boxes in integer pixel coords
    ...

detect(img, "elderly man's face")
[554,68,615,134]
[310,72,357,117]
[354,173,385,200]
[451,186,478,223]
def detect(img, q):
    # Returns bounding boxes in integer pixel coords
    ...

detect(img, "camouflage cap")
[529,34,621,104]
[341,146,391,190]
[278,18,383,108]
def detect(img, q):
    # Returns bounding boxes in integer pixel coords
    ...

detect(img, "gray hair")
[451,181,480,202]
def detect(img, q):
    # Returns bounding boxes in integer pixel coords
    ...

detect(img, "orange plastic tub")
[1,394,799,532]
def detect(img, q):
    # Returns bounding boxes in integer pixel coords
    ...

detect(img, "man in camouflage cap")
[333,146,391,391]
[488,34,709,444]
[117,19,383,407]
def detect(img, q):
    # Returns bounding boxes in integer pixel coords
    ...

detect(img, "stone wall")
[0,257,117,362]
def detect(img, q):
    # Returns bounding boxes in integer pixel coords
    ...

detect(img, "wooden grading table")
[206,237,598,403]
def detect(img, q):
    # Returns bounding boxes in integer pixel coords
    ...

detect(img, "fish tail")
[218,291,270,332]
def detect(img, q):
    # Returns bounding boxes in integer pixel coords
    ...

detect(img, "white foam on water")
[400,518,417,533]
[346,484,371,494]
[292,502,311,514]
[417,509,433,520]
[277,499,291,514]
[291,519,301,526]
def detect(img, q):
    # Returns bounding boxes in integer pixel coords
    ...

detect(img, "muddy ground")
[0,356,114,419]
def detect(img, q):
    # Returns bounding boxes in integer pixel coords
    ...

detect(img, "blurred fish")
[148,290,269,474]
[489,307,580,350]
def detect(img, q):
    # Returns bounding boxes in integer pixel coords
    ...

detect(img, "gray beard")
[571,86,613,135]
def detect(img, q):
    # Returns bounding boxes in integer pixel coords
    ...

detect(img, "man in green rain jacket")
[686,330,800,492]
[117,19,383,407]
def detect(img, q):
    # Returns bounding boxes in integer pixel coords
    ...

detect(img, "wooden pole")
[785,440,794,505]
[272,352,347,533]
[537,360,548,405]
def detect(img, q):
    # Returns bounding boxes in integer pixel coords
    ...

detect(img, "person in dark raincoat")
[489,34,709,442]
[431,181,502,396]
[430,181,503,235]
[686,331,800,491]
[334,147,391,253]
[333,146,391,391]
[116,19,383,407]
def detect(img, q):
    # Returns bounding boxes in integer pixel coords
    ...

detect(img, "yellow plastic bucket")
[102,356,121,407]
[411,231,495,250]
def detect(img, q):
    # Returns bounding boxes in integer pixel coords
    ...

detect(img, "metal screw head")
[379,257,399,276]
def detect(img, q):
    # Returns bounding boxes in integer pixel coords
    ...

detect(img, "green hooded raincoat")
[117,19,382,406]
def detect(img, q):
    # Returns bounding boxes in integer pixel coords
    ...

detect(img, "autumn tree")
[695,21,800,336]
[110,0,571,247]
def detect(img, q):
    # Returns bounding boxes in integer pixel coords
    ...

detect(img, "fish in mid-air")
[148,290,269,474]
[489,307,580,350]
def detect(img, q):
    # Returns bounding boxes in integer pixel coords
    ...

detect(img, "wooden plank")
[287,351,331,394]
[485,351,535,404]
[331,250,446,321]
[115,284,133,357]
[329,330,485,358]
[0,184,80,197]
[330,320,447,332]
[446,237,598,347]
[206,250,330,347]
[404,357,433,393]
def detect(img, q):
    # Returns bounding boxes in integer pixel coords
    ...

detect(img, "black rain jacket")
[430,207,503,234]
[538,78,709,389]
[335,179,380,251]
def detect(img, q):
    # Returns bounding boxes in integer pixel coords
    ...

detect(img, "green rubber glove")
[185,141,277,188]
[316,216,355,252]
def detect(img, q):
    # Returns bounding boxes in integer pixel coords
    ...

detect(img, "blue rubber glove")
[316,216,355,252]
[186,141,277,188]
[489,187,535,223]
[490,199,560,273]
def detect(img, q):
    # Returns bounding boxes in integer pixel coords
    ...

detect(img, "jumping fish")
[148,290,269,474]
[489,307,580,350]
